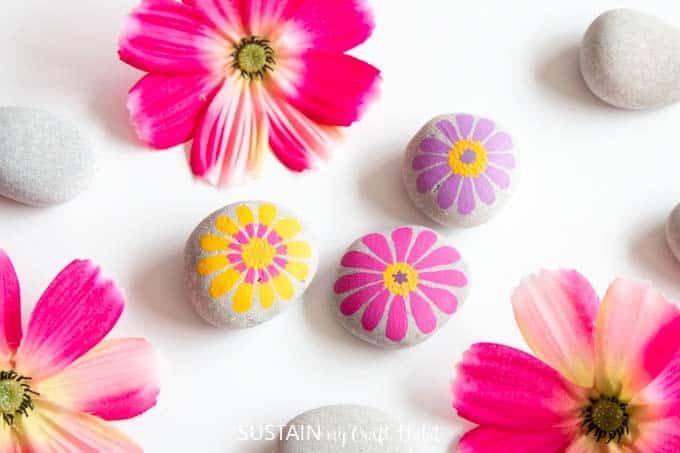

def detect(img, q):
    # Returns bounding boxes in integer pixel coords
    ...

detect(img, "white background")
[2,0,680,451]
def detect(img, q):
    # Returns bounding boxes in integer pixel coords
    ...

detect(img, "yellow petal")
[273,274,295,300]
[233,283,254,313]
[200,234,230,251]
[258,204,277,226]
[197,256,229,276]
[258,282,276,309]
[286,261,309,281]
[285,241,311,258]
[236,205,254,227]
[209,268,241,298]
[215,216,239,236]
[274,218,301,240]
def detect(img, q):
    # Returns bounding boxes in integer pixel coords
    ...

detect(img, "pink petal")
[452,343,585,429]
[419,270,467,286]
[282,52,380,127]
[361,290,389,331]
[414,246,460,270]
[119,0,228,73]
[340,283,383,316]
[361,233,393,264]
[14,260,124,382]
[595,278,680,399]
[485,131,513,151]
[473,174,496,205]
[0,424,20,453]
[623,417,680,452]
[341,251,386,272]
[181,0,246,42]
[127,72,222,149]
[512,270,599,388]
[471,118,495,142]
[406,229,438,264]
[38,339,159,421]
[487,153,516,169]
[409,292,436,334]
[484,165,511,189]
[457,177,475,215]
[18,400,141,452]
[456,114,474,138]
[419,137,451,154]
[412,154,448,170]
[385,296,407,341]
[391,227,412,262]
[632,352,680,420]
[459,426,576,453]
[0,250,22,359]
[334,272,383,294]
[190,80,268,186]
[418,284,459,314]
[436,175,461,210]
[436,120,459,144]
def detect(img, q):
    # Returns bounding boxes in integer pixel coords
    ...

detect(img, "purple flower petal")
[456,114,474,138]
[420,137,450,153]
[485,132,513,151]
[412,154,448,170]
[436,120,459,144]
[474,174,496,205]
[406,230,437,264]
[485,165,511,189]
[457,178,475,215]
[416,164,450,193]
[487,153,516,169]
[472,118,495,141]
[436,175,461,210]
[361,290,390,331]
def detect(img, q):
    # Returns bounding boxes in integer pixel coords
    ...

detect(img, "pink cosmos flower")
[119,0,381,185]
[334,226,468,344]
[0,250,159,451]
[452,270,680,452]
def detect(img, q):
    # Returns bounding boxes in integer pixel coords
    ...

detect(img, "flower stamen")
[581,395,630,444]
[232,37,276,80]
[0,370,38,426]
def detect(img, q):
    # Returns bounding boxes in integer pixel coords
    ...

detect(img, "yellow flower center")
[383,263,419,295]
[581,396,630,444]
[241,237,277,270]
[0,371,37,426]
[232,36,275,80]
[448,139,488,177]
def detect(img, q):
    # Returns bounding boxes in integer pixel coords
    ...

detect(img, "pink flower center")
[581,395,630,444]
[232,36,276,80]
[0,370,37,426]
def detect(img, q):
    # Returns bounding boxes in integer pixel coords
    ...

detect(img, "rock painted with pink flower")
[334,226,469,348]
[403,114,518,228]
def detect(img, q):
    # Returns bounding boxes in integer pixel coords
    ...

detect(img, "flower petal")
[457,177,475,215]
[436,174,461,210]
[191,80,269,185]
[341,251,386,272]
[484,165,511,189]
[14,260,124,382]
[471,118,495,142]
[272,274,294,300]
[412,154,448,170]
[340,283,383,316]
[119,0,228,73]
[632,352,680,421]
[456,114,474,138]
[391,227,412,262]
[17,400,141,452]
[0,250,21,359]
[625,417,680,452]
[418,284,459,314]
[409,292,436,334]
[233,283,254,313]
[436,120,459,144]
[511,270,598,388]
[406,229,437,264]
[416,164,450,193]
[281,52,380,127]
[386,296,407,341]
[38,338,159,421]
[361,290,389,331]
[487,153,516,169]
[474,174,496,205]
[419,270,467,286]
[197,255,229,275]
[485,131,513,151]
[334,272,383,294]
[258,282,276,308]
[127,72,222,149]
[419,137,450,154]
[458,426,576,453]
[414,246,460,270]
[0,424,19,453]
[361,233,393,264]
[595,278,680,399]
[453,343,585,429]
[181,0,246,42]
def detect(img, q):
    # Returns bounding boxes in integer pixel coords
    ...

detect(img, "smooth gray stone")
[280,405,412,453]
[580,9,680,109]
[666,203,680,262]
[0,107,95,206]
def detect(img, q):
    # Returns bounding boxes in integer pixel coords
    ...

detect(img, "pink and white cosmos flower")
[453,270,680,452]
[119,0,381,185]
[0,250,159,452]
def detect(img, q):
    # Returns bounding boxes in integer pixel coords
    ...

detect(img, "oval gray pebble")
[0,107,96,206]
[185,201,318,328]
[580,9,680,109]
[280,405,411,453]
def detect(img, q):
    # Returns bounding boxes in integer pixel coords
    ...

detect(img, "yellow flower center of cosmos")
[241,237,277,269]
[0,371,38,426]
[383,263,419,295]
[581,395,630,444]
[232,36,276,80]
[448,139,488,177]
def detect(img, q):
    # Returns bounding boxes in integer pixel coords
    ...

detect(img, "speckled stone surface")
[581,9,680,109]
[403,114,518,228]
[280,405,412,453]
[666,203,680,262]
[333,226,469,349]
[0,107,95,206]
[185,201,318,328]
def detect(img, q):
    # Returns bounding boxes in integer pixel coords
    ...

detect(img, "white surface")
[2,1,680,452]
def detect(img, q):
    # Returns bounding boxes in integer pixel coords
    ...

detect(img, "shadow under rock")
[630,221,680,296]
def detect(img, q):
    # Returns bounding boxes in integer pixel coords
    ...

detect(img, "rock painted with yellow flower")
[185,201,318,328]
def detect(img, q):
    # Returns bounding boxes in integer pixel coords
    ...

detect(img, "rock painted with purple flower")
[403,114,518,228]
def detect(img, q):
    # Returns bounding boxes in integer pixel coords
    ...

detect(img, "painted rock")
[666,203,680,262]
[581,9,680,109]
[280,405,410,453]
[184,201,318,328]
[403,114,517,228]
[333,226,469,348]
[0,107,96,206]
